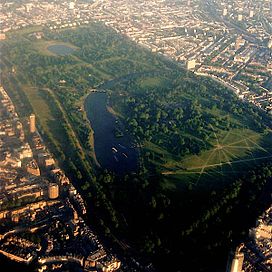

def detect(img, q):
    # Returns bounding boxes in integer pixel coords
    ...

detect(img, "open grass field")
[17,85,72,151]
[33,40,79,56]
[159,128,272,187]
[0,70,71,156]
[182,129,263,169]
[138,76,170,89]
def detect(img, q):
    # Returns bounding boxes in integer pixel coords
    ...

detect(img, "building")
[25,4,32,13]
[84,249,107,269]
[17,143,33,159]
[226,244,244,272]
[69,2,75,10]
[44,157,55,168]
[0,33,6,40]
[29,114,36,133]
[235,36,245,50]
[186,59,196,70]
[5,156,22,168]
[37,153,55,168]
[223,8,228,16]
[238,14,243,22]
[48,183,59,199]
[98,256,121,272]
[0,201,49,220]
[26,159,40,176]
[268,38,272,49]
[234,47,254,63]
[249,10,254,18]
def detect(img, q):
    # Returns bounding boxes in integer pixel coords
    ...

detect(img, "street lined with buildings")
[226,205,272,272]
[0,85,121,271]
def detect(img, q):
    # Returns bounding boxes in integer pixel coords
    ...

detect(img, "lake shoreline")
[47,44,76,56]
[84,92,139,175]
[82,92,101,168]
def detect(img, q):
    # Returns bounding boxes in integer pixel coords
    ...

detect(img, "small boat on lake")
[118,144,126,149]
[114,155,119,162]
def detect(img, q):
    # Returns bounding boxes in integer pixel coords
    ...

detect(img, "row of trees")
[109,70,270,159]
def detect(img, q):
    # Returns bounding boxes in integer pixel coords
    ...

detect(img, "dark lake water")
[47,44,75,56]
[85,92,139,175]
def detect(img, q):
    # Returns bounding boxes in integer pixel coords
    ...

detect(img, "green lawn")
[138,76,169,89]
[160,128,272,186]
[33,40,79,56]
[21,86,70,150]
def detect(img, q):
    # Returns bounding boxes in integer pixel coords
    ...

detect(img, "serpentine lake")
[85,92,139,175]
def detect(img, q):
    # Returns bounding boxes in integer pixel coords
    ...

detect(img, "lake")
[85,92,139,175]
[47,44,75,56]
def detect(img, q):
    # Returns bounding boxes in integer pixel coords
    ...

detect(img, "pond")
[47,44,75,56]
[85,92,139,175]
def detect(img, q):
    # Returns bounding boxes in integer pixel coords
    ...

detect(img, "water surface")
[85,92,138,175]
[47,44,75,56]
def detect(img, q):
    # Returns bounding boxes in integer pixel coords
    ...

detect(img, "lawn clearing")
[161,128,272,185]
